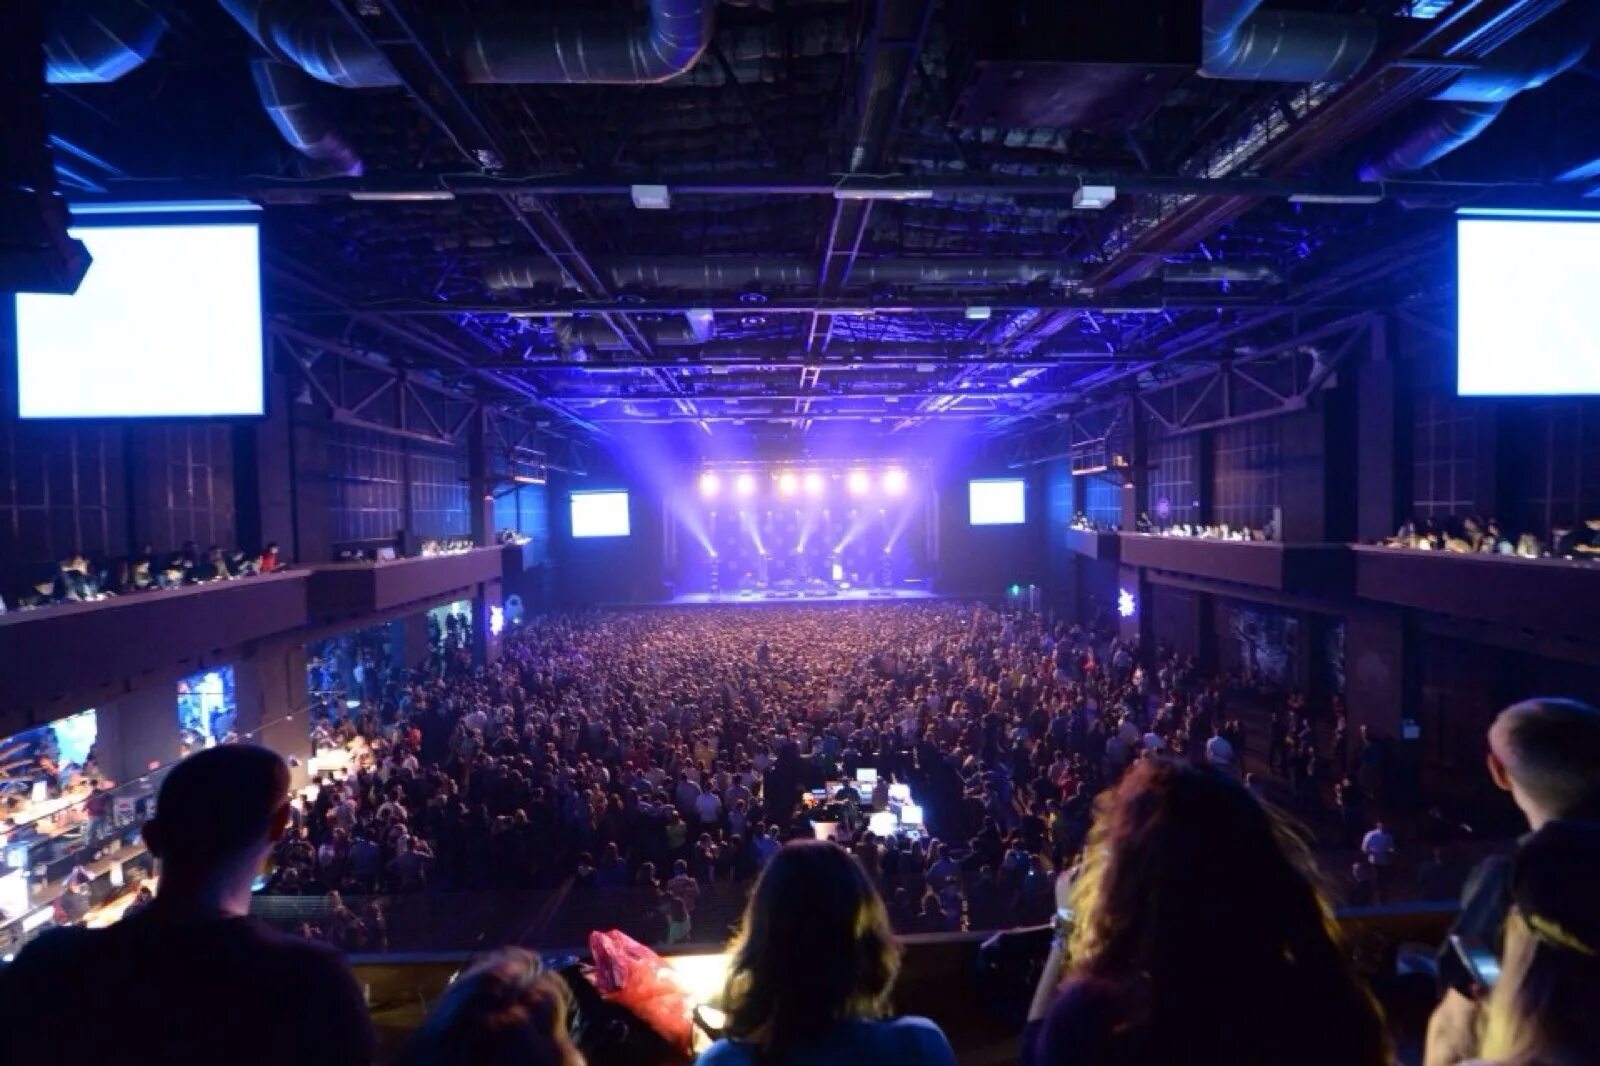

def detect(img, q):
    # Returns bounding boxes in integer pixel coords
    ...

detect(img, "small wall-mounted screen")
[571,491,631,538]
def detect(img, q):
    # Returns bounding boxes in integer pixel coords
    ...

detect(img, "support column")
[473,579,505,665]
[234,362,295,557]
[468,408,495,548]
[1120,398,1149,531]
[96,681,185,785]
[391,613,432,672]
[234,643,312,791]
[1355,319,1408,543]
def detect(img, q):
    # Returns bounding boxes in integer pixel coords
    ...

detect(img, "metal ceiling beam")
[800,0,934,429]
[275,296,1339,317]
[1076,0,1570,297]
[92,171,1583,206]
[544,390,1077,403]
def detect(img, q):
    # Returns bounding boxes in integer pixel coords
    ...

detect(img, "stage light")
[699,472,721,499]
[883,468,908,496]
[847,470,871,497]
[803,471,825,497]
[777,471,799,497]
[736,473,757,498]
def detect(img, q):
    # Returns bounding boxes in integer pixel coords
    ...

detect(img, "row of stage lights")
[698,468,909,501]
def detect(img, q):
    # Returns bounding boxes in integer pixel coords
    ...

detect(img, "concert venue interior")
[4,1,1600,1063]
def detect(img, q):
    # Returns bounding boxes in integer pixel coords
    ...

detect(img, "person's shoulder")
[0,924,98,985]
[695,1038,754,1065]
[882,1016,958,1065]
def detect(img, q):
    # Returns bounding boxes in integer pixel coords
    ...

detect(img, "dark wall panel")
[1083,473,1121,529]
[937,467,1045,597]
[129,424,236,552]
[1211,419,1281,531]
[325,424,405,545]
[0,419,126,590]
[1147,430,1200,527]
[407,445,469,540]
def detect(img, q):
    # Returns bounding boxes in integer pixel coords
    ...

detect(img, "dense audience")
[270,600,1404,954]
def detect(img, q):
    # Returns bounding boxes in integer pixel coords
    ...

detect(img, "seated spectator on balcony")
[1426,698,1600,1066]
[1466,821,1600,1066]
[1556,517,1600,559]
[0,745,375,1065]
[699,839,957,1066]
[1515,533,1543,558]
[1022,760,1390,1066]
[398,947,583,1066]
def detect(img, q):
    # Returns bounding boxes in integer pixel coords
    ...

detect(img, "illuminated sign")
[1118,588,1137,618]
[489,605,505,636]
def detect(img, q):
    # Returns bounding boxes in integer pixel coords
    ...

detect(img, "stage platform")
[667,588,939,607]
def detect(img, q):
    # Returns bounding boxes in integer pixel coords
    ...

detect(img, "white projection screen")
[14,206,265,419]
[1457,214,1600,396]
[969,478,1026,525]
[571,491,631,538]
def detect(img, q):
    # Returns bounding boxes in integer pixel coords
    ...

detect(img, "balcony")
[306,547,505,622]
[1353,546,1600,637]
[499,539,546,580]
[1062,528,1120,561]
[0,571,310,728]
[1119,534,1352,595]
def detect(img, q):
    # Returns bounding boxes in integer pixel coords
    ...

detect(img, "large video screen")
[1457,213,1600,396]
[13,207,265,419]
[969,478,1026,525]
[571,491,631,538]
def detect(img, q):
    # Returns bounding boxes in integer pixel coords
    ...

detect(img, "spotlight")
[883,468,908,496]
[803,471,825,497]
[777,471,799,497]
[699,472,721,499]
[736,473,757,498]
[847,470,871,497]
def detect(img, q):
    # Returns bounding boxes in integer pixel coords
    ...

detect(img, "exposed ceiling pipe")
[45,0,167,84]
[483,256,1278,293]
[216,0,714,88]
[1359,100,1506,179]
[1201,0,1379,82]
[1360,0,1600,178]
[250,59,363,178]
[486,256,1082,292]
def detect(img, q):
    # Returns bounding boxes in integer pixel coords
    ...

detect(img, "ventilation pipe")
[1360,0,1600,179]
[45,0,167,84]
[485,257,1088,293]
[251,59,363,178]
[483,256,1278,294]
[1201,0,1378,83]
[217,0,714,89]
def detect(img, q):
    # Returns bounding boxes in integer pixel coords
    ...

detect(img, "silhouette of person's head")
[143,745,291,890]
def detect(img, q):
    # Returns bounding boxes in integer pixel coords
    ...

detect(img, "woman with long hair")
[1471,820,1600,1065]
[399,948,583,1066]
[697,839,956,1065]
[1024,759,1392,1066]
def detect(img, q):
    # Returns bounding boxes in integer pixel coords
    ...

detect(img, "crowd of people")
[267,602,1326,948]
[1380,514,1600,559]
[0,540,283,613]
[2,688,1596,1066]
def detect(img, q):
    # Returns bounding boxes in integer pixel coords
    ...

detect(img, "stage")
[667,588,939,607]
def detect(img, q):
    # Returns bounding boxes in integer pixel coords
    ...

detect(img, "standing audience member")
[1023,760,1391,1066]
[0,746,375,1066]
[698,840,957,1066]
[1426,698,1600,1066]
[1468,821,1600,1066]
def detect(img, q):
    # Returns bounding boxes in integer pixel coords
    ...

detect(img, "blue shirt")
[697,1016,956,1066]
